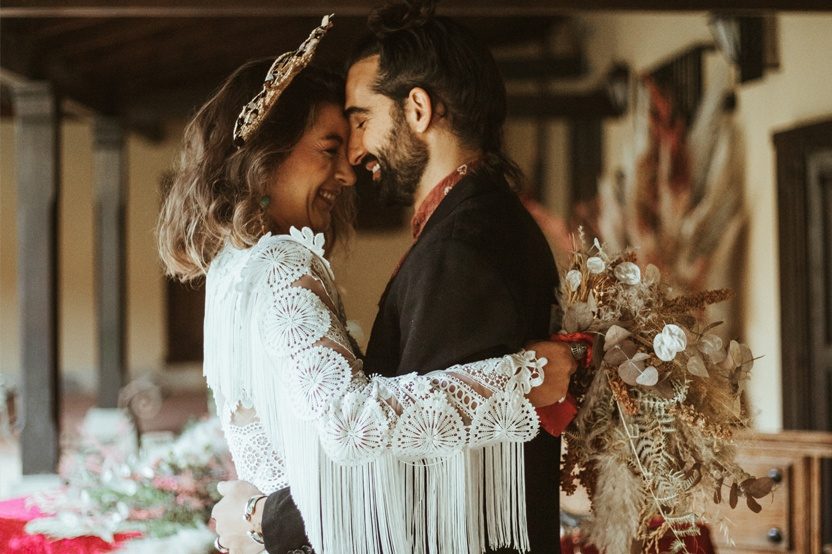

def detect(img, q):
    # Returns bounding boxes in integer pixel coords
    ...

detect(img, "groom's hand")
[525,340,577,407]
[212,480,266,554]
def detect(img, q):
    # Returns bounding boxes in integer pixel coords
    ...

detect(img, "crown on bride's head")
[232,14,335,147]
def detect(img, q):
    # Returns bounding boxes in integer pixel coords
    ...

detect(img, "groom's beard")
[375,106,429,207]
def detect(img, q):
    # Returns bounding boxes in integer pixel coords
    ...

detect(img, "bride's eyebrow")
[319,133,344,144]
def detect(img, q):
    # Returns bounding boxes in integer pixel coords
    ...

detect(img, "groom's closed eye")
[345,106,369,129]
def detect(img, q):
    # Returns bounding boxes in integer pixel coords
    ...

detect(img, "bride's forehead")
[306,104,349,138]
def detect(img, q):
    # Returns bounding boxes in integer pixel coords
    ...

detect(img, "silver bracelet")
[244,494,267,545]
[244,494,267,523]
[247,528,265,545]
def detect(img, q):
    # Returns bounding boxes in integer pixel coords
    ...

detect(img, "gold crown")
[233,14,334,147]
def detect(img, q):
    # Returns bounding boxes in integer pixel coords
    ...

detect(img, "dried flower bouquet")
[559,232,773,554]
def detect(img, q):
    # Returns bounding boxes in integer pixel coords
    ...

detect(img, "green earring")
[259,195,271,209]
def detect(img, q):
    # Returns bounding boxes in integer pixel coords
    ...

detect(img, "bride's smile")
[267,103,356,233]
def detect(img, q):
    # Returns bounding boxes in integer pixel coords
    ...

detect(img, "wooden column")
[93,117,126,408]
[12,82,61,474]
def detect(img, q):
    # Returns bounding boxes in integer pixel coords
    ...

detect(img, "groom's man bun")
[368,0,437,36]
[350,0,523,188]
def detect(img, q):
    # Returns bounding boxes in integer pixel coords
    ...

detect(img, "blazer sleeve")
[261,487,308,553]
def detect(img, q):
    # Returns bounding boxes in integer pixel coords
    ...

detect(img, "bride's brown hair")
[157,58,355,282]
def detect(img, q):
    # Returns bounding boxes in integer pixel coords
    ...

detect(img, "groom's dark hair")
[348,0,523,189]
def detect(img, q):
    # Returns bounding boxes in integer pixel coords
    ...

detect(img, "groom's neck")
[414,136,482,211]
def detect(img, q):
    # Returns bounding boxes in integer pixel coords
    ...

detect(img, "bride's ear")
[404,87,433,134]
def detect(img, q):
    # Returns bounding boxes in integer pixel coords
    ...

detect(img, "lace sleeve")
[250,238,546,467]
[240,230,546,553]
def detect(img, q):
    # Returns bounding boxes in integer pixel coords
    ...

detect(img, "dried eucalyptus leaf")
[687,354,709,378]
[746,495,762,513]
[636,366,659,386]
[743,477,774,498]
[729,482,739,508]
[739,343,754,373]
[727,340,742,368]
[618,360,642,386]
[604,325,632,351]
[564,302,593,332]
[604,347,629,366]
[632,352,650,363]
[644,264,661,285]
[697,333,723,356]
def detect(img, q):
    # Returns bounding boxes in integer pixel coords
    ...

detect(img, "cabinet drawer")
[713,455,792,552]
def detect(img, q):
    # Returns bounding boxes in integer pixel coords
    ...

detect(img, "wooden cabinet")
[715,432,832,554]
[559,431,832,553]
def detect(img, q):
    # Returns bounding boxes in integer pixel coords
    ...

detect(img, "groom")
[214,3,574,553]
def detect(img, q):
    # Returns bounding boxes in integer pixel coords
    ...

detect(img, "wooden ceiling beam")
[507,91,621,118]
[70,18,238,74]
[498,56,586,80]
[28,17,110,39]
[41,19,183,58]
[3,0,831,17]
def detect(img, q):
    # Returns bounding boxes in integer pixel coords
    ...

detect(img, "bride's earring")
[259,195,271,235]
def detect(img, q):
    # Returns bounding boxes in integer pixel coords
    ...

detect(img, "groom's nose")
[348,130,366,167]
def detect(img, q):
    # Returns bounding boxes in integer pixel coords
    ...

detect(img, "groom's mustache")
[358,154,383,181]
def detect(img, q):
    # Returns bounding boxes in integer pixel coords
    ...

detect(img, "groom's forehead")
[346,56,380,100]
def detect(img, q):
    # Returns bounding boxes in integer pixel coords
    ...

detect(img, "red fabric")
[535,332,594,437]
[390,159,483,281]
[410,159,483,239]
[536,394,577,437]
[560,522,716,554]
[0,496,140,554]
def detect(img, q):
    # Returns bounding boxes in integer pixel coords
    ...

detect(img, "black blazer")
[263,170,561,554]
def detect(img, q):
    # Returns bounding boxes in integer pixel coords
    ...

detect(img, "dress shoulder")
[240,227,331,291]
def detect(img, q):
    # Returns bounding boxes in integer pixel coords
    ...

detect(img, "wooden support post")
[12,81,61,475]
[93,117,126,408]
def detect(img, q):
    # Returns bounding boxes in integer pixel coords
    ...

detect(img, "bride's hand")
[212,480,267,554]
[524,340,577,407]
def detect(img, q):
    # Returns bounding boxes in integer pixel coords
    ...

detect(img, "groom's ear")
[405,87,434,134]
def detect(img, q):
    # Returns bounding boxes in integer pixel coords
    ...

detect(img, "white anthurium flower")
[587,256,606,274]
[614,262,641,285]
[653,324,688,362]
[565,269,583,291]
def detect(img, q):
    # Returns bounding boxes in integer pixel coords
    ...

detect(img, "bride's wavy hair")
[349,0,524,189]
[157,59,356,282]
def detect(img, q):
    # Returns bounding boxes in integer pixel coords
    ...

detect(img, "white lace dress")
[203,227,547,554]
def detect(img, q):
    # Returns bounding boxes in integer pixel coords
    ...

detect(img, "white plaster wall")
[574,12,832,431]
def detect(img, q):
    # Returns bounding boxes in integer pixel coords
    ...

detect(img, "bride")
[156,17,572,554]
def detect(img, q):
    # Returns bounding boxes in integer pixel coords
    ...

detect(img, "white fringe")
[204,242,533,554]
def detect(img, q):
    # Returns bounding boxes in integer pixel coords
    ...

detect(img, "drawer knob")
[767,527,783,543]
[768,467,783,483]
